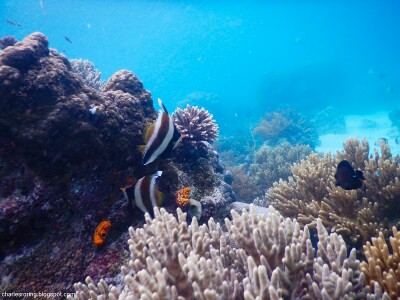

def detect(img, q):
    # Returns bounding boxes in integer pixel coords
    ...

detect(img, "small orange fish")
[93,220,111,247]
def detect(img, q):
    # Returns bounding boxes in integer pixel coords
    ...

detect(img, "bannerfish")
[334,160,365,190]
[141,98,184,165]
[133,171,164,217]
[65,36,72,43]
[93,220,111,247]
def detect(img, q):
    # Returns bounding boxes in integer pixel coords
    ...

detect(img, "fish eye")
[101,233,106,238]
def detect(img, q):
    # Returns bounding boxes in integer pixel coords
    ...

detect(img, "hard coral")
[253,110,318,149]
[362,227,400,299]
[267,138,400,250]
[0,36,18,50]
[249,142,312,193]
[0,32,155,177]
[70,58,106,91]
[69,206,370,299]
[173,104,218,143]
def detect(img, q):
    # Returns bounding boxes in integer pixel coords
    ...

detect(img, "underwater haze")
[2,0,400,138]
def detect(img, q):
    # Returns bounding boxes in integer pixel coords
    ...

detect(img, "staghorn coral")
[267,138,400,250]
[173,104,219,142]
[253,110,319,149]
[249,142,312,193]
[0,36,18,50]
[69,205,369,299]
[362,227,400,299]
[70,58,106,91]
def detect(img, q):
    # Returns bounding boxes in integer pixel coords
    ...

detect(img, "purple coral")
[173,104,218,142]
[0,36,17,50]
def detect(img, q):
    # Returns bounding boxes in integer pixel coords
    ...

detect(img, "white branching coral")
[70,58,106,91]
[173,104,218,142]
[69,206,372,300]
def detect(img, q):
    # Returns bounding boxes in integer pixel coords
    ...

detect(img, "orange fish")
[93,220,111,247]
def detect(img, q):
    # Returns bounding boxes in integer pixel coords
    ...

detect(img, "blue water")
[1,0,400,136]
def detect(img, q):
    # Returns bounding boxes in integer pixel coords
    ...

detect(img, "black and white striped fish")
[133,171,164,217]
[142,98,183,165]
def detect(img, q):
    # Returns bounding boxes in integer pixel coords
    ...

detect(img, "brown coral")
[267,138,400,249]
[173,104,218,142]
[361,227,400,299]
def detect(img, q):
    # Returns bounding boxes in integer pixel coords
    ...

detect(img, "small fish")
[133,171,164,217]
[395,137,399,145]
[93,220,111,247]
[6,20,22,27]
[375,137,388,147]
[141,98,184,165]
[334,160,365,190]
[188,199,202,220]
[65,36,72,43]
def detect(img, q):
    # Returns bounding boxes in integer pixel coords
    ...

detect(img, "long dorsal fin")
[143,123,155,144]
[158,98,168,114]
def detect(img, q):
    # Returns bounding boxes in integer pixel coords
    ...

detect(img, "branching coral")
[267,138,400,250]
[253,110,318,149]
[69,205,370,299]
[173,104,218,142]
[249,142,312,193]
[361,227,400,299]
[70,58,106,91]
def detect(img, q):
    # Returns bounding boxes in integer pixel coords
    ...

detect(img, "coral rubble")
[69,205,370,299]
[267,138,400,250]
[173,104,219,143]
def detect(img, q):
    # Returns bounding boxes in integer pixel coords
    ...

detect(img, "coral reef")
[70,58,106,91]
[173,104,219,143]
[69,205,370,299]
[229,165,262,203]
[0,35,18,50]
[249,142,312,193]
[361,227,400,299]
[0,32,234,294]
[267,138,400,250]
[253,109,319,149]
